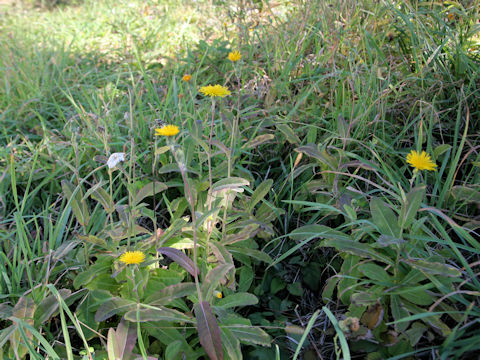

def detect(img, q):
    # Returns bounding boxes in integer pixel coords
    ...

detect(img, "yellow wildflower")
[448,13,455,21]
[155,124,180,137]
[214,290,223,299]
[406,150,437,171]
[182,74,192,82]
[119,251,145,265]
[199,84,231,98]
[228,50,241,62]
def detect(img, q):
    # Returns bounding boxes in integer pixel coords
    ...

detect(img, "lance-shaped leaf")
[107,318,137,360]
[247,179,273,213]
[194,301,223,360]
[95,298,137,322]
[402,259,461,277]
[158,247,198,277]
[90,186,115,214]
[62,180,90,227]
[399,186,425,229]
[201,264,234,301]
[216,293,258,309]
[211,177,249,193]
[220,328,242,360]
[35,289,71,325]
[124,304,194,323]
[276,123,300,144]
[144,283,197,306]
[134,181,168,206]
[370,197,400,238]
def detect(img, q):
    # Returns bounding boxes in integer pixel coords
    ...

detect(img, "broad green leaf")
[90,186,115,214]
[194,301,223,360]
[35,289,71,325]
[144,283,197,305]
[276,123,300,144]
[124,304,193,323]
[338,254,360,304]
[211,177,250,193]
[247,179,273,213]
[358,263,392,284]
[229,325,271,347]
[95,298,136,322]
[62,180,90,227]
[202,264,234,301]
[370,197,400,238]
[165,340,183,360]
[238,266,254,293]
[220,328,242,360]
[390,296,410,332]
[216,293,258,309]
[399,186,425,229]
[402,259,461,277]
[134,181,168,205]
[320,238,394,265]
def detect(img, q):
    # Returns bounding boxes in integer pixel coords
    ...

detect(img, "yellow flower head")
[228,50,241,62]
[155,124,180,137]
[119,251,145,265]
[448,13,455,21]
[214,290,223,299]
[199,84,231,98]
[182,74,192,82]
[406,150,437,171]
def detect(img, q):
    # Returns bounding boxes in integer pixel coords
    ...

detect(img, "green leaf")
[287,282,303,296]
[216,293,258,309]
[194,301,224,360]
[320,238,394,266]
[238,266,254,293]
[229,325,271,347]
[144,283,197,305]
[95,298,136,322]
[247,179,273,213]
[402,259,461,277]
[134,181,168,205]
[358,263,392,284]
[124,304,193,323]
[61,180,90,227]
[370,197,400,238]
[165,340,183,360]
[211,177,250,193]
[276,123,301,144]
[90,186,115,214]
[399,186,425,229]
[35,289,71,325]
[390,296,410,332]
[220,328,242,360]
[201,264,234,301]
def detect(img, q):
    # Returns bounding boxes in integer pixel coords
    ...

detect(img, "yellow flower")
[155,124,180,137]
[406,150,437,171]
[448,13,455,21]
[228,50,241,62]
[182,74,192,82]
[199,84,231,98]
[119,251,145,265]
[214,290,223,299]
